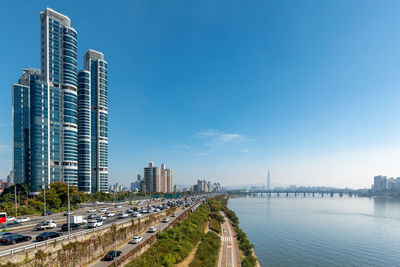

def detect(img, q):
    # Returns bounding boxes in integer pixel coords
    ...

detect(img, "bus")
[0,212,6,224]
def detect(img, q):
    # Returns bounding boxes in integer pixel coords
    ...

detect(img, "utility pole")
[43,178,47,222]
[67,180,71,239]
[114,191,117,266]
[14,185,17,217]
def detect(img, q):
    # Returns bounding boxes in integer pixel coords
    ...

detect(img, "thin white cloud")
[194,130,255,150]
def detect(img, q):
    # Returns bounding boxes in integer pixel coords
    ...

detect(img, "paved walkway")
[219,212,241,267]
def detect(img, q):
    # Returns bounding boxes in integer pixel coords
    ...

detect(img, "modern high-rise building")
[144,162,160,193]
[77,70,91,193]
[84,50,109,193]
[143,162,173,193]
[12,7,108,194]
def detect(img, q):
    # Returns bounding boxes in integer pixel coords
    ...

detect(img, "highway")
[0,199,166,254]
[90,205,189,267]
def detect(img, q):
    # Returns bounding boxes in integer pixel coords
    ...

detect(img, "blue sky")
[2,0,400,188]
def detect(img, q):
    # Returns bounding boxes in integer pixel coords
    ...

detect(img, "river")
[228,195,400,266]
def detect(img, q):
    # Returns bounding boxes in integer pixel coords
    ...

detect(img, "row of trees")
[0,182,148,217]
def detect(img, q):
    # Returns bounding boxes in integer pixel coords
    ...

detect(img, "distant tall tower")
[267,169,271,190]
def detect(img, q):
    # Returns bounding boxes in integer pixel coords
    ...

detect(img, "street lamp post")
[67,180,71,239]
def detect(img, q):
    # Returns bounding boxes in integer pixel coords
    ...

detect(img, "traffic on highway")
[0,195,208,257]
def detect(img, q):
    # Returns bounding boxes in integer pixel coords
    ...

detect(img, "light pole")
[43,178,47,222]
[14,185,17,218]
[67,180,71,239]
[114,191,117,266]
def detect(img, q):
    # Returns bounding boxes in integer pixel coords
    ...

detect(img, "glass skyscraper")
[84,50,109,193]
[12,8,108,194]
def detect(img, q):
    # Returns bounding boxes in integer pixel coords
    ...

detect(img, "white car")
[17,217,30,223]
[161,218,170,223]
[88,220,102,228]
[115,205,122,209]
[100,215,107,220]
[105,212,115,217]
[99,208,107,213]
[130,236,143,244]
[87,209,96,213]
[171,213,177,217]
[6,217,16,222]
[133,212,142,218]
[148,226,158,233]
[118,212,128,219]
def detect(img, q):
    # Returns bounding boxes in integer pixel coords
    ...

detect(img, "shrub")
[209,218,221,233]
[189,231,221,267]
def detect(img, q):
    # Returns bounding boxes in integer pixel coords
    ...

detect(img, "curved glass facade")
[62,27,78,87]
[78,70,91,193]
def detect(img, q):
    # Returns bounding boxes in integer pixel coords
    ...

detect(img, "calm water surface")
[229,196,400,267]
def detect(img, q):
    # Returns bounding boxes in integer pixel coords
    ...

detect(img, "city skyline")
[2,1,400,189]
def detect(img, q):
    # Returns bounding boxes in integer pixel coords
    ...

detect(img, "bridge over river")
[229,189,362,198]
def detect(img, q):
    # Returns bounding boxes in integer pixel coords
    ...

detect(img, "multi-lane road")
[0,199,166,254]
[90,204,191,267]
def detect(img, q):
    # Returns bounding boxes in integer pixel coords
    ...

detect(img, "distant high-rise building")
[374,175,388,191]
[165,168,173,193]
[267,169,271,191]
[144,162,160,193]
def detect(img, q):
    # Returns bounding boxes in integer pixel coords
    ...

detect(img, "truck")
[68,216,87,225]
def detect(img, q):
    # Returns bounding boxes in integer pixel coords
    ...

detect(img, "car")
[105,212,115,217]
[61,223,80,231]
[36,232,62,241]
[6,217,16,222]
[16,217,30,223]
[0,232,13,240]
[35,220,57,230]
[148,226,158,233]
[99,208,107,213]
[87,209,96,213]
[1,234,32,245]
[171,213,177,217]
[115,205,122,209]
[63,211,74,216]
[126,209,133,214]
[161,218,170,223]
[100,215,107,220]
[133,212,142,218]
[96,219,104,226]
[130,236,143,244]
[103,250,122,261]
[88,214,98,219]
[41,211,53,216]
[118,212,128,219]
[87,220,99,228]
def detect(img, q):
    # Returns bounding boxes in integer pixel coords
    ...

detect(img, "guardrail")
[0,198,208,258]
[0,210,162,257]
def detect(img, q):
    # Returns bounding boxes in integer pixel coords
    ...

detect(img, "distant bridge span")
[229,189,361,197]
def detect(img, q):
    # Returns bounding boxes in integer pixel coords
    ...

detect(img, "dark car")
[88,214,98,219]
[103,250,122,261]
[0,234,32,245]
[61,223,80,231]
[36,232,62,241]
[41,211,53,216]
